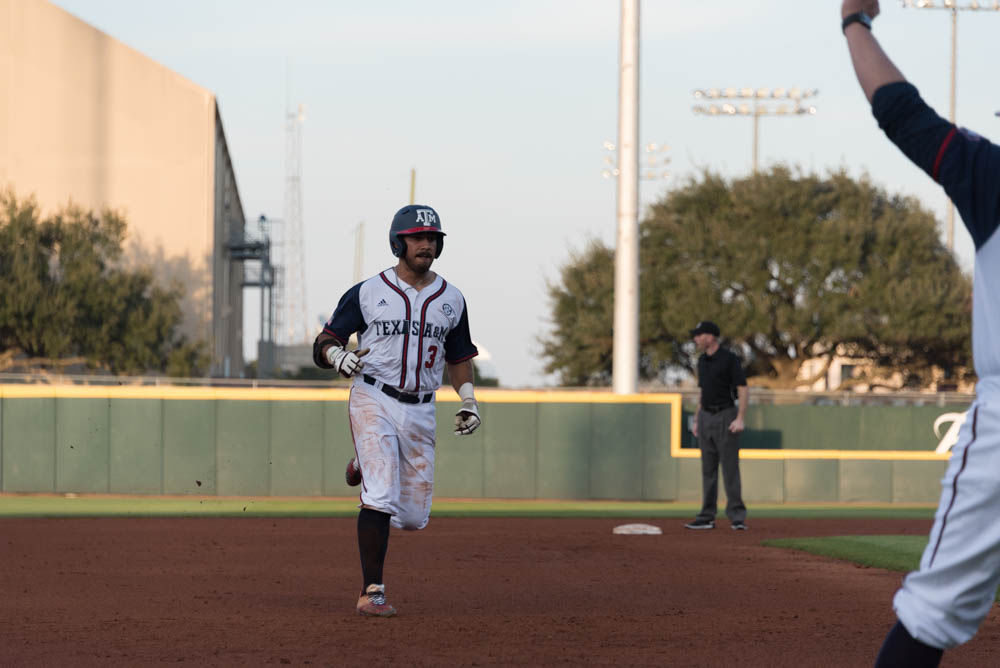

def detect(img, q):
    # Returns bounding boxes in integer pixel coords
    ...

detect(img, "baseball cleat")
[684,518,715,530]
[731,521,748,531]
[345,457,362,486]
[357,584,396,617]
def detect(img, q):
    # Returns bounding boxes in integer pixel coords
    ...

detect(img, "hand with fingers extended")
[454,398,481,436]
[326,345,371,378]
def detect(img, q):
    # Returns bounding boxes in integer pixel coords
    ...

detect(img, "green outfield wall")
[0,386,970,504]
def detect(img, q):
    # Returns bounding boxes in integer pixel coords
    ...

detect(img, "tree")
[0,191,209,376]
[542,167,973,389]
[541,241,615,385]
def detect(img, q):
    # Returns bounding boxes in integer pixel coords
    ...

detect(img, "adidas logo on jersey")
[377,299,388,307]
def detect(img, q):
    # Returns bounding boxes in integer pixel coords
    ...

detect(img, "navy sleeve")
[444,298,479,364]
[312,282,368,368]
[323,282,367,344]
[873,81,1000,249]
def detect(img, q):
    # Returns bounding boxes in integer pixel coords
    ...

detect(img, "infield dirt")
[1,517,996,666]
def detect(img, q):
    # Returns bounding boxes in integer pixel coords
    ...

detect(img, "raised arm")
[842,0,1000,248]
[841,0,905,102]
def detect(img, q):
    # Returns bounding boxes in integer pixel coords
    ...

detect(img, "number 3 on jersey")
[425,345,438,368]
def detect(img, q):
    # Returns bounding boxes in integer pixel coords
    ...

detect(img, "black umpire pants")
[695,406,747,523]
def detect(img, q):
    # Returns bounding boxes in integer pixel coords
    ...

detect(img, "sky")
[51,0,999,387]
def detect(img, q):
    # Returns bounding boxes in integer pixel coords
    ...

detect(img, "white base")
[612,523,662,535]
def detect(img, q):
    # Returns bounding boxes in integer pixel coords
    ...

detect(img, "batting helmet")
[389,204,446,258]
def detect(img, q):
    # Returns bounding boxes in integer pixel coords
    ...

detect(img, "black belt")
[363,374,433,404]
[703,404,735,415]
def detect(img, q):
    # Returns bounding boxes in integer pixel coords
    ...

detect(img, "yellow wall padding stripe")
[0,384,679,404]
[0,384,350,401]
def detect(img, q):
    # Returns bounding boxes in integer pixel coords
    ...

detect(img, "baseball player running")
[843,2,1000,665]
[313,204,481,617]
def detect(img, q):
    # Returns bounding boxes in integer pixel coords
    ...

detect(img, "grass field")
[764,534,1000,601]
[0,494,939,519]
[763,535,929,573]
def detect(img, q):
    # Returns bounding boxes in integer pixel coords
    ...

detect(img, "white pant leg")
[894,398,1000,649]
[349,383,403,516]
[391,399,437,531]
[349,382,438,528]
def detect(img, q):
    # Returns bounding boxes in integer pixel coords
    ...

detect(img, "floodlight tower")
[902,0,1000,251]
[353,221,365,285]
[612,0,640,395]
[282,103,310,344]
[692,87,818,174]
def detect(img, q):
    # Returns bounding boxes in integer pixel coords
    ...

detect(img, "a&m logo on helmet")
[415,209,437,226]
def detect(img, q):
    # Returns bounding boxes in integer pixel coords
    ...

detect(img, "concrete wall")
[673,404,967,504]
[0,0,244,375]
[0,386,967,504]
[0,386,679,499]
[213,107,246,378]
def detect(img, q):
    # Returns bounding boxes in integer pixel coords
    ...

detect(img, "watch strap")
[842,11,872,34]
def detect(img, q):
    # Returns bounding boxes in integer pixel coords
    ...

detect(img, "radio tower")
[281,103,309,344]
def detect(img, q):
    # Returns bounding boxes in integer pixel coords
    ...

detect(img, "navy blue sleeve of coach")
[873,81,1000,249]
[444,299,478,363]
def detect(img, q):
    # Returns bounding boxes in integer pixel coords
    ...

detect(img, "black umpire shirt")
[697,347,747,412]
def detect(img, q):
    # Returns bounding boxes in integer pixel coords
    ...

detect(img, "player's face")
[402,233,438,273]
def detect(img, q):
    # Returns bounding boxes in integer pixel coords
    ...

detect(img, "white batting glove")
[454,382,481,435]
[454,398,481,435]
[326,345,370,378]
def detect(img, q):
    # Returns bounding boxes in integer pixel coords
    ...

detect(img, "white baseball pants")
[894,378,1000,649]
[348,380,437,530]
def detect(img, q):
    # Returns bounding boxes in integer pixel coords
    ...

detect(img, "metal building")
[0,0,245,376]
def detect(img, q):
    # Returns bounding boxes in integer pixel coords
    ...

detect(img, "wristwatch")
[842,11,873,34]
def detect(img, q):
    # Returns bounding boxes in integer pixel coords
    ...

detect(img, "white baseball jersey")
[319,267,477,529]
[322,268,477,393]
[874,82,1000,649]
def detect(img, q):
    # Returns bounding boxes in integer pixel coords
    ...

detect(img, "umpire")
[685,320,749,531]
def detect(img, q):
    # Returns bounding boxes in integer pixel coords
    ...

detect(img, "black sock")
[874,620,943,668]
[357,508,391,590]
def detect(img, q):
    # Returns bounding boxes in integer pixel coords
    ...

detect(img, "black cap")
[689,320,720,337]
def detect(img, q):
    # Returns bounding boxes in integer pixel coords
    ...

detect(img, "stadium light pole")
[902,0,1000,251]
[692,87,818,174]
[613,0,640,395]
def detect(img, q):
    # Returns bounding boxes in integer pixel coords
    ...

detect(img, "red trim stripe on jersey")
[932,127,957,182]
[928,405,978,568]
[414,279,448,392]
[322,327,347,345]
[445,350,479,365]
[379,271,412,389]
